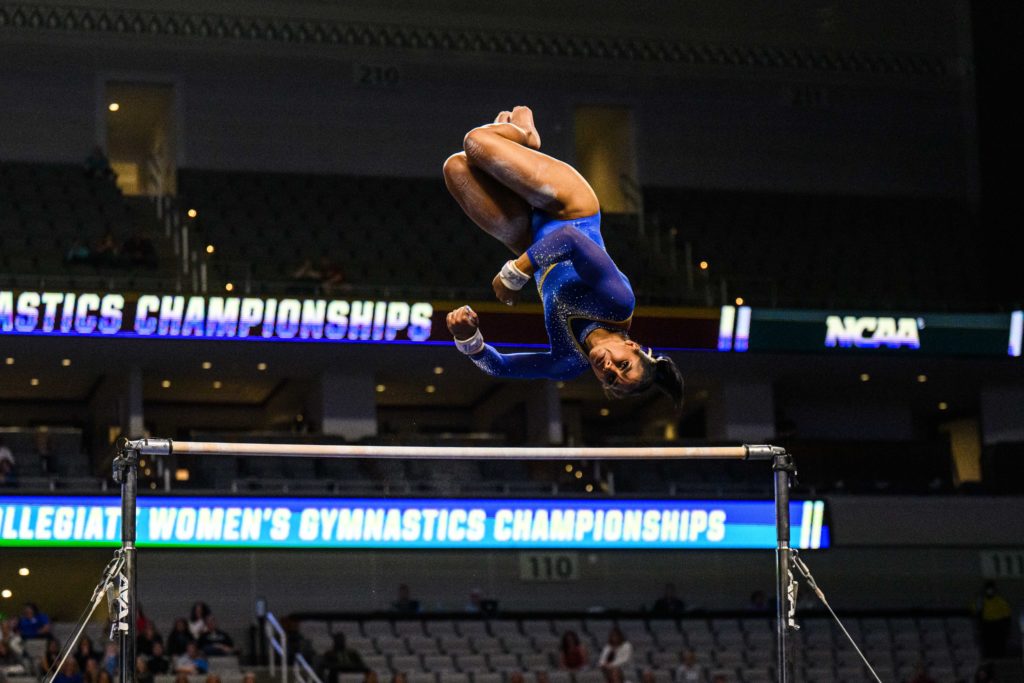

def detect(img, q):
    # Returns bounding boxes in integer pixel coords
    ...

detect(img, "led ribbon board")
[720,307,1022,358]
[0,496,828,550]
[0,290,433,343]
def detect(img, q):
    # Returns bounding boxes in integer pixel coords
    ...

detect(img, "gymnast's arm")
[493,226,634,308]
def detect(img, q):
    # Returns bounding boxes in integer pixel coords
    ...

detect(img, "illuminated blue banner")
[0,291,433,343]
[0,496,829,550]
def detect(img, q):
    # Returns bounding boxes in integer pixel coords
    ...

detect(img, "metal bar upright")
[773,451,795,683]
[117,446,139,683]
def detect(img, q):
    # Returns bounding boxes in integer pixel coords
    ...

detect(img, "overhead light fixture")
[585,484,594,493]
[257,362,267,371]
[938,401,948,411]
[375,384,386,393]
[206,244,215,254]
[917,374,928,383]
[735,297,744,306]
[699,261,709,270]
[425,385,436,394]
[18,568,29,577]
[859,373,870,382]
[4,357,13,365]
[201,361,212,370]
[556,381,565,389]
[574,470,583,480]
[175,468,190,482]
[212,381,222,389]
[599,408,610,416]
[225,282,234,292]
[108,102,120,112]
[187,209,198,219]
[61,358,72,367]
[564,464,573,473]
[1,589,11,599]
[433,366,444,375]
[161,380,171,389]
[29,378,39,386]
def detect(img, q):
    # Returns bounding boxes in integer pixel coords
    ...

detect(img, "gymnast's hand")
[446,305,480,340]
[492,274,522,307]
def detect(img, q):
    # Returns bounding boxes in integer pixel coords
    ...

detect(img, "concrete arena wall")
[0,0,975,196]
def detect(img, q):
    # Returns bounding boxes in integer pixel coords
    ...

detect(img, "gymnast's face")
[588,337,644,390]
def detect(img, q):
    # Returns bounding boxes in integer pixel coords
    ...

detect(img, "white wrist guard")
[498,259,530,291]
[454,328,485,355]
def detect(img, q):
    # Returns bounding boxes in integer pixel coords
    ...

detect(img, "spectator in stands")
[17,602,51,639]
[53,659,83,683]
[166,618,192,656]
[320,259,346,294]
[174,673,190,683]
[242,672,257,683]
[0,638,26,676]
[65,238,94,266]
[42,638,62,673]
[82,656,101,683]
[188,602,213,640]
[121,231,158,269]
[205,674,222,683]
[84,146,116,182]
[135,656,153,683]
[557,630,588,671]
[747,590,770,612]
[391,673,406,683]
[651,583,685,616]
[136,621,162,656]
[74,636,101,671]
[92,230,120,267]
[391,584,419,614]
[0,438,14,485]
[97,671,114,683]
[173,641,208,675]
[597,627,633,683]
[198,616,236,657]
[100,642,118,677]
[674,649,701,682]
[976,580,1012,658]
[1,618,24,659]
[319,632,370,683]
[147,642,170,675]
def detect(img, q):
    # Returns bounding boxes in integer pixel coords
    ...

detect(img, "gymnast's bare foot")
[511,105,541,150]
[494,110,513,124]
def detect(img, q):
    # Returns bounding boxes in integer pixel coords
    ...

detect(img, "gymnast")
[443,106,683,406]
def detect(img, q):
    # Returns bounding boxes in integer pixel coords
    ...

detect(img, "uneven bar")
[134,439,767,460]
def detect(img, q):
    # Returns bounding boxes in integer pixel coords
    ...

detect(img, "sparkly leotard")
[466,211,635,380]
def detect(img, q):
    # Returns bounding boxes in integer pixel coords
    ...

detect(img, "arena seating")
[0,161,179,292]
[0,161,995,311]
[29,614,980,683]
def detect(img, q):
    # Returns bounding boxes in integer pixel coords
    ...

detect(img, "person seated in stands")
[0,438,15,486]
[16,602,51,639]
[122,231,158,269]
[74,636,101,672]
[391,584,419,614]
[1,618,25,659]
[651,583,685,616]
[166,618,193,656]
[65,238,94,266]
[82,656,101,683]
[100,642,118,677]
[188,602,212,640]
[319,633,370,683]
[136,621,162,657]
[174,641,208,675]
[320,259,346,294]
[84,146,116,182]
[146,642,170,675]
[242,672,257,683]
[674,649,702,682]
[597,627,633,683]
[135,656,154,683]
[42,638,62,674]
[205,674,222,683]
[292,258,322,281]
[53,659,84,683]
[92,230,120,267]
[557,630,588,671]
[0,639,26,676]
[174,673,190,683]
[198,616,236,657]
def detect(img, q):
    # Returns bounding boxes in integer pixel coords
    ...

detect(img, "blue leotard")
[466,211,635,380]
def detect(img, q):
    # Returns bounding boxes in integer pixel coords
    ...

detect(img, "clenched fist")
[446,305,480,340]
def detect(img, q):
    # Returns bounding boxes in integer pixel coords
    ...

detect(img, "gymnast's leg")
[461,106,599,221]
